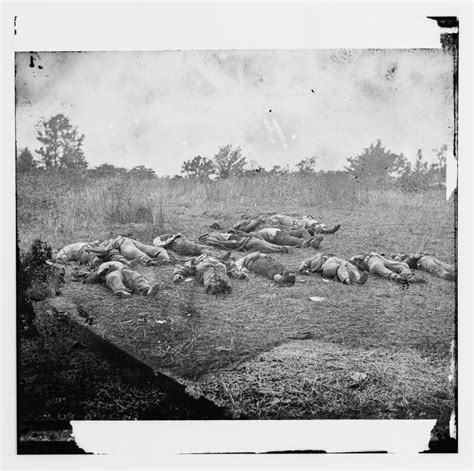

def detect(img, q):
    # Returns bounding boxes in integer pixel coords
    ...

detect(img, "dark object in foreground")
[18,316,230,435]
[424,437,457,453]
[236,251,296,286]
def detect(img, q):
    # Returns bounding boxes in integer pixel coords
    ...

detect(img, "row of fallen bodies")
[52,214,455,298]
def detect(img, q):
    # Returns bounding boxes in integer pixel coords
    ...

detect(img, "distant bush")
[181,155,215,179]
[89,163,128,179]
[344,139,409,187]
[295,156,318,175]
[213,144,247,179]
[128,165,157,180]
[17,147,37,173]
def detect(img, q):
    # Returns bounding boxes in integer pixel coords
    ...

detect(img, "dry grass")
[188,341,452,420]
[19,172,456,419]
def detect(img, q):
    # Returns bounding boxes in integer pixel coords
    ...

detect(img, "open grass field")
[17,172,456,423]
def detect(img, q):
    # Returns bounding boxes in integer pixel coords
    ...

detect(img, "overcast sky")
[15,49,454,176]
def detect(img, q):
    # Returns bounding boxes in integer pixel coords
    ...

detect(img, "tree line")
[17,113,448,188]
[17,114,158,180]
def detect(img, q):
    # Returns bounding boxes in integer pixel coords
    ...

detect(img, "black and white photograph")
[2,1,473,466]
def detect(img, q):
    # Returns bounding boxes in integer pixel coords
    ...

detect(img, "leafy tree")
[268,165,289,176]
[430,144,447,180]
[89,163,128,179]
[213,144,247,179]
[398,149,430,191]
[128,165,157,179]
[344,140,409,184]
[17,147,37,173]
[35,114,87,169]
[296,156,317,174]
[434,144,448,167]
[412,149,429,175]
[181,155,215,179]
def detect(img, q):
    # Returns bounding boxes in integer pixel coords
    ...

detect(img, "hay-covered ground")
[18,174,456,421]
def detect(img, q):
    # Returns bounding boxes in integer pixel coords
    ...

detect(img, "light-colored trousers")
[105,267,151,295]
[322,257,363,284]
[366,254,413,281]
[119,238,170,264]
[418,256,455,281]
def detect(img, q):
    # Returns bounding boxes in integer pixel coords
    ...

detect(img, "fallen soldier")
[88,247,135,267]
[391,252,455,281]
[54,241,101,265]
[153,233,214,257]
[297,253,368,285]
[257,227,323,249]
[265,214,341,234]
[349,252,425,285]
[98,236,171,265]
[172,254,248,295]
[235,251,296,286]
[233,216,266,233]
[74,261,160,298]
[199,231,289,253]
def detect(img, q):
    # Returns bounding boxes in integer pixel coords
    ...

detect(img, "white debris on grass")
[309,296,326,302]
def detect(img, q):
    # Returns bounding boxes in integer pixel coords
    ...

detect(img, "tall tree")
[16,147,37,173]
[431,144,447,176]
[412,149,429,175]
[344,140,409,184]
[181,155,215,179]
[35,114,87,169]
[213,144,247,179]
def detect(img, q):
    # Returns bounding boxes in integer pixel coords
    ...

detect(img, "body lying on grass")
[257,227,323,249]
[265,214,340,234]
[55,237,171,267]
[54,241,101,265]
[199,231,289,253]
[391,252,455,281]
[297,254,368,285]
[98,236,171,265]
[72,261,160,298]
[235,251,296,286]
[234,214,341,234]
[153,233,214,257]
[88,247,136,267]
[173,254,248,295]
[233,215,267,233]
[349,252,426,285]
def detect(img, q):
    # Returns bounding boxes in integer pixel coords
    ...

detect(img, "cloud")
[16,49,453,175]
